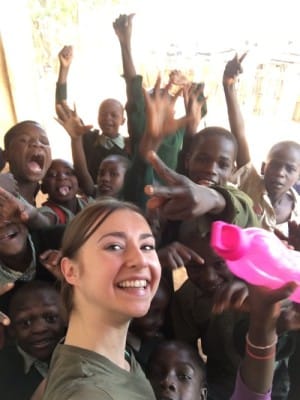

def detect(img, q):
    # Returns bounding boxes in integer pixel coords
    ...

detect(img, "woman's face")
[62,209,161,323]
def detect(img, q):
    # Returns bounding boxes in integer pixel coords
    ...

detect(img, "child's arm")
[145,151,259,229]
[55,104,95,196]
[113,14,136,87]
[232,282,297,397]
[56,45,73,105]
[145,151,227,219]
[0,187,50,228]
[223,54,251,168]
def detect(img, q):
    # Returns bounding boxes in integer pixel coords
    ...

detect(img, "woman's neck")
[65,310,130,370]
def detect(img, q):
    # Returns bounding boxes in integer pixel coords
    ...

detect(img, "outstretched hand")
[113,13,135,45]
[55,103,93,139]
[223,52,247,87]
[144,76,189,138]
[144,151,225,220]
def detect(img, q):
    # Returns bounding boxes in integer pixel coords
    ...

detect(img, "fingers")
[0,311,10,326]
[39,250,63,280]
[146,151,185,186]
[239,51,248,63]
[0,282,14,297]
[0,282,14,326]
[213,280,249,314]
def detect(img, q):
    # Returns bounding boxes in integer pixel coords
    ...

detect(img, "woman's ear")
[261,161,266,175]
[61,257,79,285]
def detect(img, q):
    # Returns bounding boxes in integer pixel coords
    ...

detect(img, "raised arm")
[55,104,95,196]
[113,14,136,90]
[56,45,73,105]
[223,54,251,168]
[139,76,192,158]
[231,282,297,398]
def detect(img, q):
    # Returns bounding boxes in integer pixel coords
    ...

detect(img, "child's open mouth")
[57,186,71,196]
[28,153,45,173]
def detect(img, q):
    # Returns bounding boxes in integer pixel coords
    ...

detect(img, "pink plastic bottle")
[210,221,300,302]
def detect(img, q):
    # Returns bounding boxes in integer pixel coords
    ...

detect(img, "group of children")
[0,11,299,400]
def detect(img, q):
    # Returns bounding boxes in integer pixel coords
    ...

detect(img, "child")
[3,120,52,206]
[113,14,207,174]
[54,105,130,199]
[146,340,207,400]
[0,280,65,400]
[55,45,128,185]
[223,55,300,236]
[40,158,91,224]
[0,207,64,321]
[128,80,260,399]
[127,276,173,370]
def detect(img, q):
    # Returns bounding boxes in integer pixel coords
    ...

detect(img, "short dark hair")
[9,280,59,319]
[147,339,206,380]
[189,126,238,160]
[4,121,45,150]
[267,140,300,162]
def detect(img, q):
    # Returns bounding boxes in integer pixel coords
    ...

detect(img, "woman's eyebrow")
[98,232,154,241]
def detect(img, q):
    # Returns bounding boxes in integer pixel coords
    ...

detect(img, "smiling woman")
[42,198,161,400]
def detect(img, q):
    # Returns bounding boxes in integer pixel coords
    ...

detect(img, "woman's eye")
[106,244,123,251]
[141,243,155,251]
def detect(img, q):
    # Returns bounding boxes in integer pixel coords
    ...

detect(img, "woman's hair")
[61,198,145,314]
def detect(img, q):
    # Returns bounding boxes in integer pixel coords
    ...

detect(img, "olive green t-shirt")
[42,344,155,400]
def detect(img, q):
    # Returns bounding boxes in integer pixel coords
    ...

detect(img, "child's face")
[178,227,233,296]
[97,99,125,138]
[97,158,126,197]
[129,282,170,339]
[148,344,207,400]
[10,289,65,361]
[0,221,28,257]
[263,145,300,198]
[5,123,51,183]
[186,135,235,186]
[42,159,79,204]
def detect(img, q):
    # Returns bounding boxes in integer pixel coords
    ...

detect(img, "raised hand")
[183,82,207,134]
[139,76,191,157]
[0,187,29,224]
[39,249,63,280]
[157,241,204,270]
[168,70,189,87]
[144,151,226,220]
[0,282,14,325]
[113,13,135,45]
[58,45,73,69]
[212,279,249,314]
[55,103,93,139]
[223,52,247,87]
